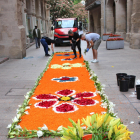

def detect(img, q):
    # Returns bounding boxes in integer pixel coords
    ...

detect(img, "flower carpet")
[8,52,115,138]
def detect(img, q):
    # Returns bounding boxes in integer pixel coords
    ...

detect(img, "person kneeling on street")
[40,36,55,56]
[68,29,81,59]
[80,33,101,63]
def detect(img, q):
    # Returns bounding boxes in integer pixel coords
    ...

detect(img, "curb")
[0,57,9,64]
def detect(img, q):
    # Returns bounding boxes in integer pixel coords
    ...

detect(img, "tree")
[74,0,82,5]
[47,0,87,25]
[73,2,88,20]
[47,0,75,22]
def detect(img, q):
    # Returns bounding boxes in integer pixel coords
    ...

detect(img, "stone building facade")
[0,0,51,59]
[86,0,140,49]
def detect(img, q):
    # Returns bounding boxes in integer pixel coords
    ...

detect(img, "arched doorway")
[90,15,94,32]
[115,0,127,36]
[113,1,116,33]
[97,9,101,35]
[106,0,114,33]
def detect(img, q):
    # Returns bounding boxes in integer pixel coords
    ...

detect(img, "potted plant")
[102,33,112,41]
[109,34,121,39]
[61,114,133,140]
[106,38,124,50]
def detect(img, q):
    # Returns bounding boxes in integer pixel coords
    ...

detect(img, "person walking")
[80,33,101,63]
[68,30,81,59]
[33,25,41,49]
[40,36,55,56]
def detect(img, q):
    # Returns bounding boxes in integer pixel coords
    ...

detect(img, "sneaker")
[79,55,82,58]
[90,59,95,62]
[91,59,99,63]
[45,54,51,56]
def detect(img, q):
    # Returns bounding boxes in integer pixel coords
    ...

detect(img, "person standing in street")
[68,30,81,59]
[80,33,101,63]
[33,25,41,49]
[40,36,55,56]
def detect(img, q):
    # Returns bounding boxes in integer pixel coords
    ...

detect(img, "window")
[55,20,78,28]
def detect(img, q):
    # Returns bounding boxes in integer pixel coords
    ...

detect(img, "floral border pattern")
[7,52,116,139]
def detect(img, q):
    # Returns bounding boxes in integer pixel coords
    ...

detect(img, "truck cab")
[54,18,78,45]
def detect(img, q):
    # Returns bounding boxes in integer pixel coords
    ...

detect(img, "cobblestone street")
[0,40,140,140]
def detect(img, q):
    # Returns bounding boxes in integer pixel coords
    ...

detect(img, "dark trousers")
[72,41,81,57]
[40,39,48,55]
[35,37,40,48]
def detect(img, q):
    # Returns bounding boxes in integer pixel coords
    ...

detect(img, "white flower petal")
[7,124,12,128]
[41,124,48,130]
[130,121,134,124]
[24,111,29,115]
[90,112,95,115]
[24,95,29,99]
[25,106,30,110]
[57,125,63,131]
[15,125,22,129]
[37,130,44,138]
[81,126,86,129]
[17,114,21,119]
[12,117,18,122]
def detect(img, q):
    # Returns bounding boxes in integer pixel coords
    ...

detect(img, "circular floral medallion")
[33,91,98,113]
[52,76,78,83]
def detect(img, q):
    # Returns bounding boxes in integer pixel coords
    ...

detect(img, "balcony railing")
[85,0,96,7]
[85,0,101,10]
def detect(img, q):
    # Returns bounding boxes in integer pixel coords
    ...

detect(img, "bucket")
[118,76,125,86]
[136,85,140,100]
[119,79,129,92]
[124,75,136,88]
[116,73,127,86]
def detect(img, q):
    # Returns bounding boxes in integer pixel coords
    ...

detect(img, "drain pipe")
[104,0,106,33]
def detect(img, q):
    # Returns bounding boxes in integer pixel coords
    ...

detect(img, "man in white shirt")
[80,33,101,63]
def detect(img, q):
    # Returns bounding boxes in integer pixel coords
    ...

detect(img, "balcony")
[85,0,101,10]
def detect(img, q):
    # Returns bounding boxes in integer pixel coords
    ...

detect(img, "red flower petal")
[75,92,94,98]
[56,103,74,112]
[35,94,57,100]
[64,53,69,55]
[57,89,73,96]
[65,58,71,60]
[60,77,70,80]
[37,100,56,108]
[74,98,95,106]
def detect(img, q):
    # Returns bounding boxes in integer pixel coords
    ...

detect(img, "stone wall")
[0,0,26,58]
[86,0,140,49]
[130,0,140,49]
[0,0,51,59]
[89,7,101,35]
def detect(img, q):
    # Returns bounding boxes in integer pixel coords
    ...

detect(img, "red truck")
[54,18,78,46]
